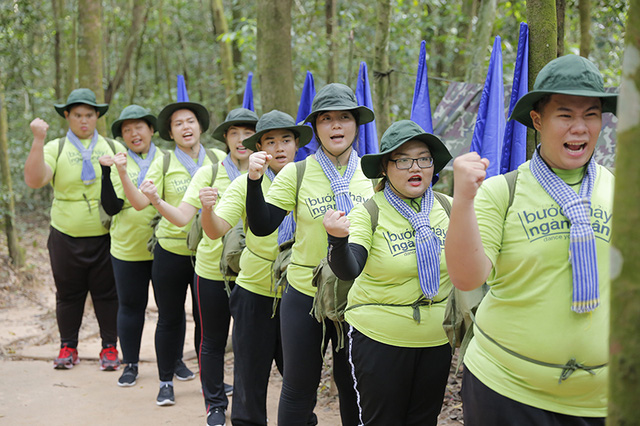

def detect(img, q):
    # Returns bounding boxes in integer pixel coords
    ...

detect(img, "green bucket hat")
[304,83,375,126]
[361,120,452,179]
[212,108,259,142]
[242,110,313,152]
[156,102,210,141]
[54,88,109,118]
[111,105,157,138]
[509,54,617,128]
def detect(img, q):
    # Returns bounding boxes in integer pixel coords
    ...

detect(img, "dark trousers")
[112,257,152,364]
[152,244,198,381]
[348,325,451,426]
[195,275,232,412]
[229,285,283,426]
[47,226,117,348]
[278,285,358,426]
[461,367,606,426]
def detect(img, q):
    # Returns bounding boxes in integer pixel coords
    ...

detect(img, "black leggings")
[47,227,117,348]
[278,285,359,426]
[151,244,199,381]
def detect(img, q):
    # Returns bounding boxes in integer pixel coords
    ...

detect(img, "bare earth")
[0,216,463,425]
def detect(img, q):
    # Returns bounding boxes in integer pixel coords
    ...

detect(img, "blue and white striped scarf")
[315,148,358,214]
[223,153,242,182]
[530,150,599,313]
[129,143,157,187]
[66,129,98,185]
[266,168,296,245]
[384,182,441,299]
[174,144,206,177]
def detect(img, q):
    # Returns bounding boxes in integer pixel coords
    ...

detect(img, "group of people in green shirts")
[25,53,614,426]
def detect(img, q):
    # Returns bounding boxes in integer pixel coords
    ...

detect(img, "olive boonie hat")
[361,120,452,179]
[212,108,259,142]
[157,102,210,141]
[111,105,157,138]
[509,54,617,128]
[304,83,374,126]
[242,110,313,151]
[54,88,109,118]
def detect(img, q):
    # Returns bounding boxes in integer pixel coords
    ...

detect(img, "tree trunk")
[232,0,243,77]
[609,0,640,421]
[373,0,392,140]
[64,4,78,97]
[579,0,592,58]
[105,0,147,103]
[211,0,239,110]
[52,0,63,100]
[77,0,106,134]
[326,0,338,83]
[465,0,498,84]
[157,0,173,103]
[257,0,295,116]
[0,82,25,267]
[556,0,566,56]
[525,0,557,158]
[453,0,479,79]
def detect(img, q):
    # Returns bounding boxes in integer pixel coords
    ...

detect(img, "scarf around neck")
[128,143,157,187]
[174,144,206,177]
[66,129,99,185]
[223,153,242,182]
[315,147,358,214]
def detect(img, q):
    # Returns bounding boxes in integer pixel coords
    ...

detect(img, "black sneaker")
[174,359,196,381]
[117,364,138,387]
[206,407,226,426]
[156,384,175,406]
[224,383,233,396]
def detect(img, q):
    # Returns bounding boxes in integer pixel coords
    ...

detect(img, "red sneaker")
[99,346,121,371]
[54,345,79,369]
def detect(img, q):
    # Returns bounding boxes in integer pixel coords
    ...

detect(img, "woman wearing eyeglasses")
[324,120,454,425]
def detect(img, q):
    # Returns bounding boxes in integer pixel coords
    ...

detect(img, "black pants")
[47,227,117,348]
[229,285,283,426]
[152,244,199,381]
[348,325,451,425]
[278,285,358,426]
[461,367,606,426]
[195,275,232,412]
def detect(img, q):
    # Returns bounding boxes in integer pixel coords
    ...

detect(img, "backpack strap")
[504,169,518,211]
[104,137,117,154]
[362,198,379,234]
[210,162,219,187]
[433,192,451,217]
[204,148,219,164]
[293,160,307,220]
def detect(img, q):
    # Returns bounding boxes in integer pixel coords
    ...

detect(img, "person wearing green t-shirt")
[140,108,258,425]
[24,88,125,371]
[445,55,616,424]
[324,120,453,425]
[246,84,375,426]
[198,110,312,426]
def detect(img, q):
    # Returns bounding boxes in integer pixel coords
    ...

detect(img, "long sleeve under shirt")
[100,164,124,215]
[245,175,287,235]
[327,234,368,281]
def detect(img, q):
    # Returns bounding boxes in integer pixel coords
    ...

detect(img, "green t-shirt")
[265,157,374,297]
[345,190,452,347]
[144,150,218,256]
[464,161,613,417]
[215,174,281,298]
[110,145,164,261]
[182,162,239,280]
[44,135,126,237]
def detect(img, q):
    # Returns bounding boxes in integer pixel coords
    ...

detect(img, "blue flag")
[177,75,189,102]
[501,23,529,174]
[355,62,378,155]
[242,72,255,112]
[470,36,505,179]
[410,40,433,133]
[294,71,318,161]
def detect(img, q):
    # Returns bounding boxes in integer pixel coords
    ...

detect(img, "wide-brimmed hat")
[156,102,210,141]
[212,108,259,142]
[304,83,374,126]
[361,120,452,179]
[509,54,617,128]
[111,105,157,138]
[242,110,313,152]
[54,88,109,118]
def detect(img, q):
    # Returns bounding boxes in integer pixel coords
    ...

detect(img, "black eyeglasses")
[388,157,434,170]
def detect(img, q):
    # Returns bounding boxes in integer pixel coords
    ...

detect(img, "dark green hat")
[212,108,259,142]
[242,110,313,151]
[157,102,210,141]
[111,105,157,138]
[304,83,375,126]
[509,54,618,128]
[54,88,109,118]
[361,120,452,179]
